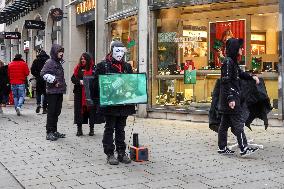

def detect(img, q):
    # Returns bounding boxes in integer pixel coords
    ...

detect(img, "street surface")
[0,99,284,189]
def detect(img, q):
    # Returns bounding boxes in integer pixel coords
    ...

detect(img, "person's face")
[58,52,64,59]
[81,56,86,65]
[112,47,125,61]
[238,47,243,56]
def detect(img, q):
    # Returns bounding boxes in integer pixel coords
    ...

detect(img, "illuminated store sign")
[76,0,96,15]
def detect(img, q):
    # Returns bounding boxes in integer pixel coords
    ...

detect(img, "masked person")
[94,41,135,165]
[40,44,66,141]
[218,38,260,157]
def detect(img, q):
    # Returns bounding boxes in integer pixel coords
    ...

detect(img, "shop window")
[107,0,137,18]
[151,1,280,112]
[109,16,138,72]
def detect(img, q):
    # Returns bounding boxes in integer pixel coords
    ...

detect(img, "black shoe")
[240,147,259,157]
[46,133,58,141]
[107,155,119,165]
[117,153,131,164]
[89,126,94,136]
[76,126,83,136]
[53,132,66,138]
[36,106,41,113]
[42,108,47,114]
[218,147,235,155]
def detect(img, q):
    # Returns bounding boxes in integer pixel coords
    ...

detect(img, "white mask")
[112,47,125,61]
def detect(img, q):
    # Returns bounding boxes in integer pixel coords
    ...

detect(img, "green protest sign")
[99,73,147,106]
[184,70,196,84]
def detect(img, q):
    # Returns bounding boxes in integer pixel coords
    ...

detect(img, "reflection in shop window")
[107,0,137,17]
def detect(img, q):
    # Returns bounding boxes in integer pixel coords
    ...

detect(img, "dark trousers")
[46,94,63,133]
[36,91,47,109]
[218,114,248,151]
[102,115,127,155]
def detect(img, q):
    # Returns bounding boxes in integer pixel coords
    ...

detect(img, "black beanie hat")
[110,41,125,53]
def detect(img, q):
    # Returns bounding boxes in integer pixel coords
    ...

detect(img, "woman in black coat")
[71,53,100,136]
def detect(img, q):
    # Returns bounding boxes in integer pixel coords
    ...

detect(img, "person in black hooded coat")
[218,38,260,156]
[93,41,135,165]
[31,50,50,114]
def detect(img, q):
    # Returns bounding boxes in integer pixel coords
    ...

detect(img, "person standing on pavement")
[40,44,66,141]
[218,38,260,157]
[31,50,50,114]
[0,60,10,114]
[94,41,135,165]
[71,53,97,136]
[7,54,30,116]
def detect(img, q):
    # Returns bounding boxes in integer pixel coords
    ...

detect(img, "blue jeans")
[11,84,26,109]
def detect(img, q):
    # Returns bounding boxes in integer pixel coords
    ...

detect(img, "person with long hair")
[71,53,97,136]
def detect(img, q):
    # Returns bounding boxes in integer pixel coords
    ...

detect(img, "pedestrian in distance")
[71,52,102,136]
[94,41,135,165]
[218,38,260,157]
[31,50,50,114]
[40,44,66,141]
[7,54,30,116]
[0,60,10,114]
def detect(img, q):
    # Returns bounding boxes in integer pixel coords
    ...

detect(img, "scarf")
[73,61,94,113]
[106,53,124,73]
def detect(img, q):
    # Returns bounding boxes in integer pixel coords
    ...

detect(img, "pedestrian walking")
[7,54,30,116]
[31,50,50,114]
[94,41,135,165]
[0,60,10,114]
[218,38,260,157]
[71,52,101,136]
[40,44,66,141]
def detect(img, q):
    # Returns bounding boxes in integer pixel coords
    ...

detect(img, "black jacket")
[0,65,10,98]
[93,55,136,116]
[31,51,50,94]
[219,58,253,114]
[209,78,272,132]
[71,66,104,125]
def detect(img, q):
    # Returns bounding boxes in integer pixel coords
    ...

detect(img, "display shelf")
[156,70,221,80]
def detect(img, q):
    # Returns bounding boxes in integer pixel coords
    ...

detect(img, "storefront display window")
[151,0,280,111]
[107,0,137,18]
[109,16,138,72]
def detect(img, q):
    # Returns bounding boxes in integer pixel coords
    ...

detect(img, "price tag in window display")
[184,70,196,84]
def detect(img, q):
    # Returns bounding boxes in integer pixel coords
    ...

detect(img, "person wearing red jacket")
[8,54,30,116]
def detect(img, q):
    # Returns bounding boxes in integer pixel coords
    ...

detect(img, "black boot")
[107,154,119,165]
[89,125,94,136]
[76,124,83,136]
[36,105,41,113]
[42,108,47,114]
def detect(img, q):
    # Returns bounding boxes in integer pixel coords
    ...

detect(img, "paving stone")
[228,179,283,189]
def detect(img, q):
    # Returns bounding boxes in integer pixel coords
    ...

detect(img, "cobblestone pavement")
[0,99,284,189]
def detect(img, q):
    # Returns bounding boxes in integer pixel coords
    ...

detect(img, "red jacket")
[8,60,30,85]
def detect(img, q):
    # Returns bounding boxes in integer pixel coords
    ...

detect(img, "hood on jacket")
[50,44,64,61]
[37,50,50,60]
[225,38,244,63]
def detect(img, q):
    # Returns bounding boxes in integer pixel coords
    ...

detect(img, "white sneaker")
[240,147,259,157]
[16,107,21,116]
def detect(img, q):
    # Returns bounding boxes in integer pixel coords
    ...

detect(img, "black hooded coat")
[31,51,50,95]
[0,65,10,102]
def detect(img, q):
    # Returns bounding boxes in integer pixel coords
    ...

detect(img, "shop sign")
[158,32,204,43]
[24,20,45,30]
[50,8,64,21]
[76,0,96,15]
[151,0,232,8]
[2,32,21,39]
[23,41,30,52]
